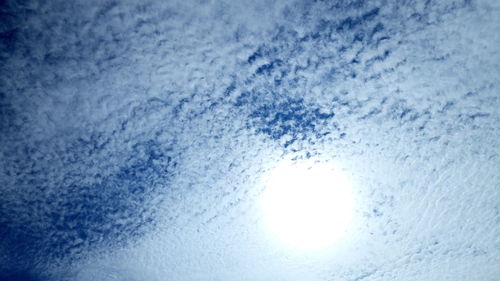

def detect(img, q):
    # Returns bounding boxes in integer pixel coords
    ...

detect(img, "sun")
[260,160,354,250]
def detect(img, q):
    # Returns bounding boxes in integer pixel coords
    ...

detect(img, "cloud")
[0,0,499,280]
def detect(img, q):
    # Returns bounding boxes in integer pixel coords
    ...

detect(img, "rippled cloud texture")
[1,0,499,280]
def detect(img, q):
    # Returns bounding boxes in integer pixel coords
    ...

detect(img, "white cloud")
[0,0,498,280]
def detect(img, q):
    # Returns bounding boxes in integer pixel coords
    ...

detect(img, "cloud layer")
[1,0,499,280]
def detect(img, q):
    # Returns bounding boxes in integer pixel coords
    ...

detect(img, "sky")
[0,0,499,280]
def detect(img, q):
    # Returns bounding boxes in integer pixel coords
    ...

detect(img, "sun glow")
[261,160,354,249]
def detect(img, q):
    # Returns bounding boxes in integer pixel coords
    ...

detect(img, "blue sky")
[0,0,499,280]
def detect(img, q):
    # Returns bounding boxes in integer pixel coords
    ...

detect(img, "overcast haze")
[0,0,499,280]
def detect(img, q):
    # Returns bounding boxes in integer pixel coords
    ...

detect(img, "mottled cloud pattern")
[0,0,499,280]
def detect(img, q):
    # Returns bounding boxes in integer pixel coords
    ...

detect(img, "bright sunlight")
[261,160,354,250]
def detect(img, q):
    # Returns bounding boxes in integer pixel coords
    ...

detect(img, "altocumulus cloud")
[0,0,499,280]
